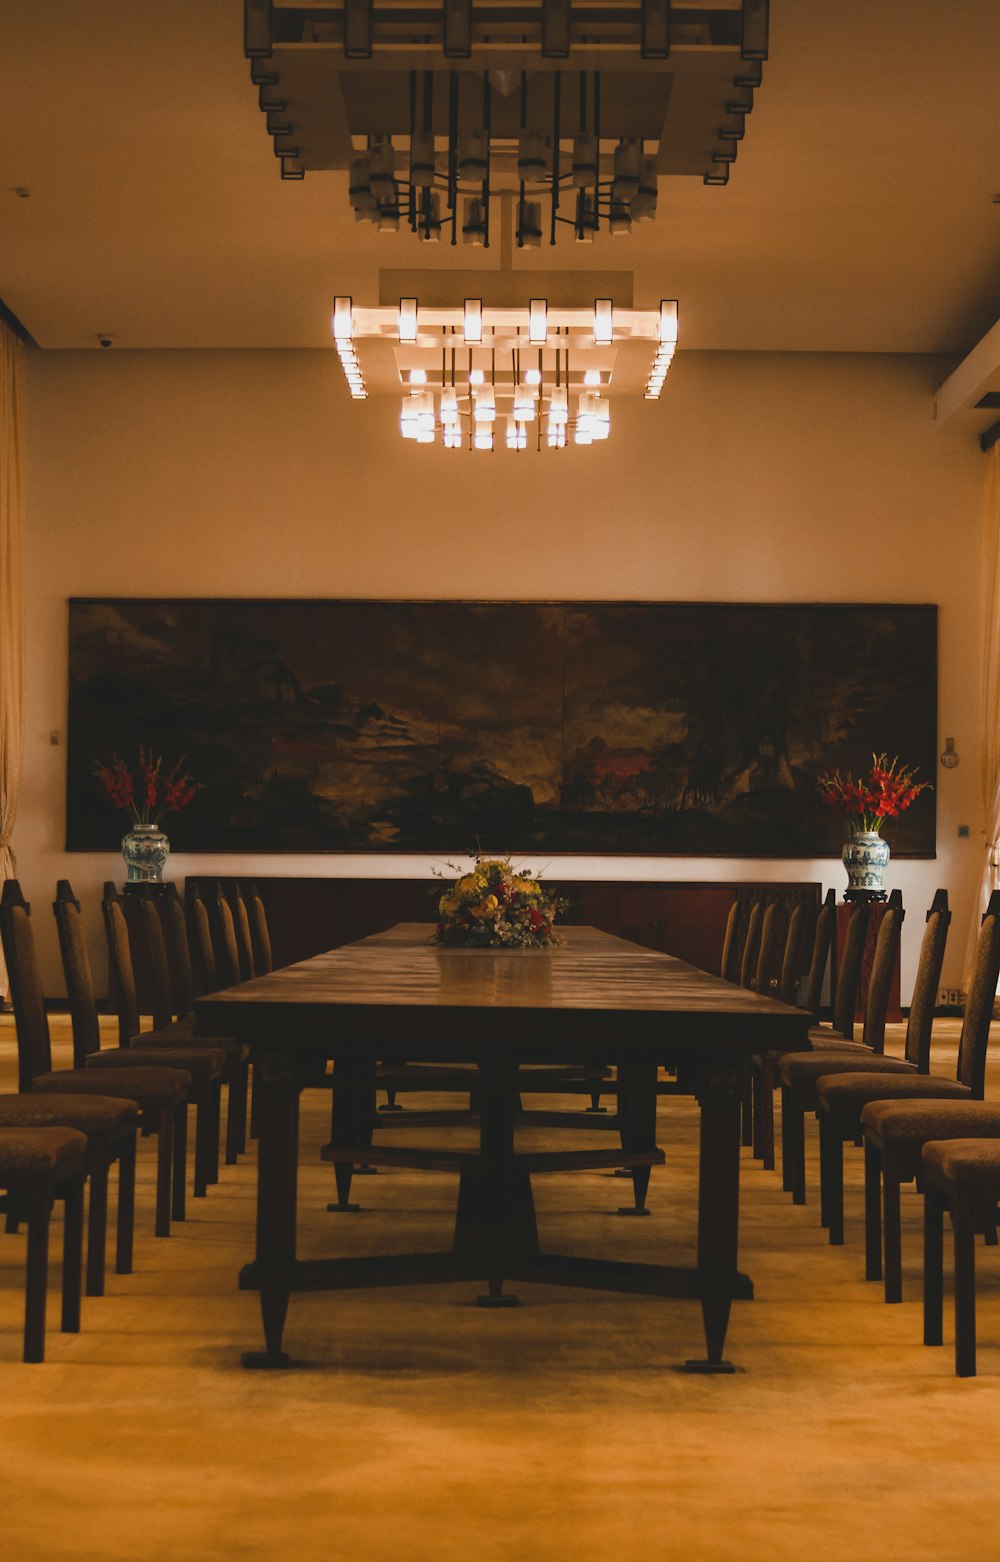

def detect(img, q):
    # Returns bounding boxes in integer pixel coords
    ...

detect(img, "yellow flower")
[519,880,539,897]
[456,874,482,897]
[470,895,499,919]
[438,892,460,915]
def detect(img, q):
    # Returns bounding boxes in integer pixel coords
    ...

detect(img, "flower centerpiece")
[816,752,930,900]
[93,747,203,884]
[435,857,565,949]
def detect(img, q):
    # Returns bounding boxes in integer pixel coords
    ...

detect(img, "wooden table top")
[196,924,811,1055]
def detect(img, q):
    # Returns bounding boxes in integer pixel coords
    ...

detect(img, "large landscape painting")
[66,599,937,856]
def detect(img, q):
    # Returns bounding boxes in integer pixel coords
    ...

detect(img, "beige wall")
[19,347,985,995]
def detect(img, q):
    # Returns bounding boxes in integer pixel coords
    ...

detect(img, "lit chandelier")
[332,294,678,450]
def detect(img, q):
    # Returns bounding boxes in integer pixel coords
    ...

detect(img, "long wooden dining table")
[195,923,811,1371]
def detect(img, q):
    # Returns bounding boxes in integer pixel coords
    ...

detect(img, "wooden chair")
[0,1126,87,1362]
[813,890,950,1245]
[56,881,225,1200]
[748,901,811,1167]
[777,896,901,1205]
[0,880,186,1242]
[856,891,1000,1302]
[0,1088,137,1299]
[923,1137,1000,1376]
[157,882,250,1164]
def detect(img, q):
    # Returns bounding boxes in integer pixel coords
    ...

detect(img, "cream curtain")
[0,320,26,998]
[965,441,1000,987]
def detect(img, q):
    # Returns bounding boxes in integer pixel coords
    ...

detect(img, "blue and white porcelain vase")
[121,823,170,884]
[841,830,890,900]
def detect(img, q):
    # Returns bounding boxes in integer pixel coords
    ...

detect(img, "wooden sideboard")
[188,876,822,983]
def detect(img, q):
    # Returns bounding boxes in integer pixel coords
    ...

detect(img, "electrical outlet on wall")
[937,987,964,1007]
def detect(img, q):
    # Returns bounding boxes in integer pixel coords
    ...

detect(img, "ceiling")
[2,0,999,357]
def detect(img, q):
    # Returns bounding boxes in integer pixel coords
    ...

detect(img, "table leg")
[616,1060,658,1215]
[685,1060,745,1374]
[242,1045,303,1369]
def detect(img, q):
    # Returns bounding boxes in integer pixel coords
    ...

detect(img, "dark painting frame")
[66,599,937,857]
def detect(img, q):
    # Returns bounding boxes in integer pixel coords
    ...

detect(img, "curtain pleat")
[0,321,26,998]
[964,443,1000,989]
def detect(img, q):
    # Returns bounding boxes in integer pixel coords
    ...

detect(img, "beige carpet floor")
[1,1017,999,1562]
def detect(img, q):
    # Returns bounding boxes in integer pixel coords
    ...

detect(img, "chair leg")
[115,1132,136,1275]
[24,1183,51,1364]
[243,1049,253,1149]
[172,1103,188,1223]
[954,1192,977,1377]
[153,1106,175,1237]
[785,1087,806,1205]
[781,1084,794,1193]
[84,1142,111,1297]
[193,1085,210,1199]
[882,1145,903,1304]
[741,1067,753,1147]
[923,1182,944,1347]
[224,1057,242,1166]
[826,1122,845,1246]
[864,1139,882,1282]
[756,1057,776,1171]
[61,1173,84,1335]
[818,1113,830,1228]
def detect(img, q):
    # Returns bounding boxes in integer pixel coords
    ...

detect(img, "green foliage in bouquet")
[435,858,565,949]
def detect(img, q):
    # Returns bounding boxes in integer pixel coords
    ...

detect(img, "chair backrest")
[859,897,905,1054]
[137,890,177,1029]
[778,902,807,1006]
[214,884,242,989]
[719,898,740,982]
[903,891,951,1070]
[230,887,256,981]
[956,890,1000,1096]
[801,888,836,1016]
[0,880,55,1089]
[101,882,142,1047]
[161,883,196,1016]
[245,883,273,976]
[739,901,763,990]
[52,880,103,1065]
[831,900,872,1040]
[753,902,780,996]
[187,881,218,995]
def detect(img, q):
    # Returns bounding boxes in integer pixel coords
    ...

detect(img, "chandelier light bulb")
[463,298,483,344]
[513,384,537,420]
[473,386,496,423]
[408,368,427,385]
[469,367,485,387]
[398,297,418,343]
[439,388,460,425]
[528,299,548,345]
[594,299,614,346]
[332,296,354,342]
[584,369,602,387]
[474,427,494,451]
[659,299,679,346]
[525,366,542,387]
